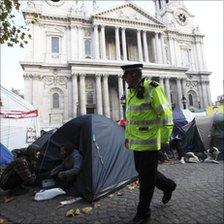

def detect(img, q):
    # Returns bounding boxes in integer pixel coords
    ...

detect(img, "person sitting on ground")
[50,142,83,192]
[0,147,40,195]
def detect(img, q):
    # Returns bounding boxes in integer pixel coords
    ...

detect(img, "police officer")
[121,64,176,224]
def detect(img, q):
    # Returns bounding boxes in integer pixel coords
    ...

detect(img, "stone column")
[24,74,33,103]
[94,24,99,59]
[181,78,187,100]
[121,28,127,61]
[174,39,180,66]
[102,74,110,118]
[206,81,212,105]
[152,34,158,63]
[118,74,124,118]
[160,33,166,64]
[71,26,78,60]
[199,81,204,109]
[200,42,207,70]
[142,30,149,63]
[79,74,86,115]
[159,77,164,90]
[32,75,39,107]
[176,78,183,108]
[192,43,199,71]
[95,73,103,114]
[137,29,143,62]
[155,32,162,63]
[172,39,178,66]
[195,41,203,71]
[164,77,171,105]
[202,80,208,108]
[77,26,83,59]
[100,25,106,60]
[72,73,78,117]
[115,27,121,60]
[168,37,175,66]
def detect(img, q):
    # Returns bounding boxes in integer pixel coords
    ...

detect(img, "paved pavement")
[0,161,223,224]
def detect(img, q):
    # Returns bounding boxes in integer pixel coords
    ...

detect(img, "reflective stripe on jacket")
[125,79,173,151]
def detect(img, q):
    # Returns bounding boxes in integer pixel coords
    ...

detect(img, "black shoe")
[129,210,151,224]
[162,183,177,204]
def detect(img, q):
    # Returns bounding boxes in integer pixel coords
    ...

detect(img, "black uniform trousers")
[134,150,176,216]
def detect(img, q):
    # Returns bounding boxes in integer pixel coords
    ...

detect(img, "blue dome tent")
[30,115,137,202]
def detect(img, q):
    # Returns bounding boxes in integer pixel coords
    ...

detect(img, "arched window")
[85,39,91,58]
[188,94,193,106]
[53,93,59,108]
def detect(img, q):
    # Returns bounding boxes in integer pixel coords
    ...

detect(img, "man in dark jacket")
[50,142,83,191]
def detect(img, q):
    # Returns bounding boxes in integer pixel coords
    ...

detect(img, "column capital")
[102,73,109,78]
[95,73,102,78]
[79,73,86,78]
[71,72,79,77]
[23,73,33,80]
[117,73,123,78]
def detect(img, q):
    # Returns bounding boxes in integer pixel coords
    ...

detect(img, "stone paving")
[0,161,223,224]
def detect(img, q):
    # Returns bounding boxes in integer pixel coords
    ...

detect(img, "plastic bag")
[34,188,66,201]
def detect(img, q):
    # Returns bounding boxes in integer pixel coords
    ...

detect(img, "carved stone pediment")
[93,2,164,26]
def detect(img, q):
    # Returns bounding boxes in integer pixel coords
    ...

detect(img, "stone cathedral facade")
[21,0,212,129]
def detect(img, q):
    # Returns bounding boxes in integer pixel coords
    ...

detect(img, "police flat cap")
[121,63,143,72]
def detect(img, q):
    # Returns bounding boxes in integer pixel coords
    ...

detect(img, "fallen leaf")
[4,197,14,203]
[81,207,93,214]
[66,209,74,217]
[73,208,81,216]
[65,208,81,217]
[128,186,135,190]
[117,192,123,196]
[128,180,139,190]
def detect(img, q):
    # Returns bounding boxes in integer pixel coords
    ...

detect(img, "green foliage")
[0,0,38,47]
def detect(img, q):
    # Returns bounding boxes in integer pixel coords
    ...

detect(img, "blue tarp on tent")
[0,143,14,165]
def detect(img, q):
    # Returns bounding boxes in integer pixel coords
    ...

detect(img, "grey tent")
[181,114,224,160]
[32,115,138,202]
[210,114,224,160]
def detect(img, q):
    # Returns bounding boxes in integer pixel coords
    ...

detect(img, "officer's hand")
[125,139,129,149]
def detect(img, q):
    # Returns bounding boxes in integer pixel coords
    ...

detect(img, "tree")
[0,0,38,47]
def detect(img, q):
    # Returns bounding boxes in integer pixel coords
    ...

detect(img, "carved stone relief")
[186,80,198,90]
[43,75,68,88]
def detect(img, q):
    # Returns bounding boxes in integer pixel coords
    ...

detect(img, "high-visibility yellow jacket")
[125,78,173,151]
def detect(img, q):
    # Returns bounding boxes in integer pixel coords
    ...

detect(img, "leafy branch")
[0,0,39,47]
